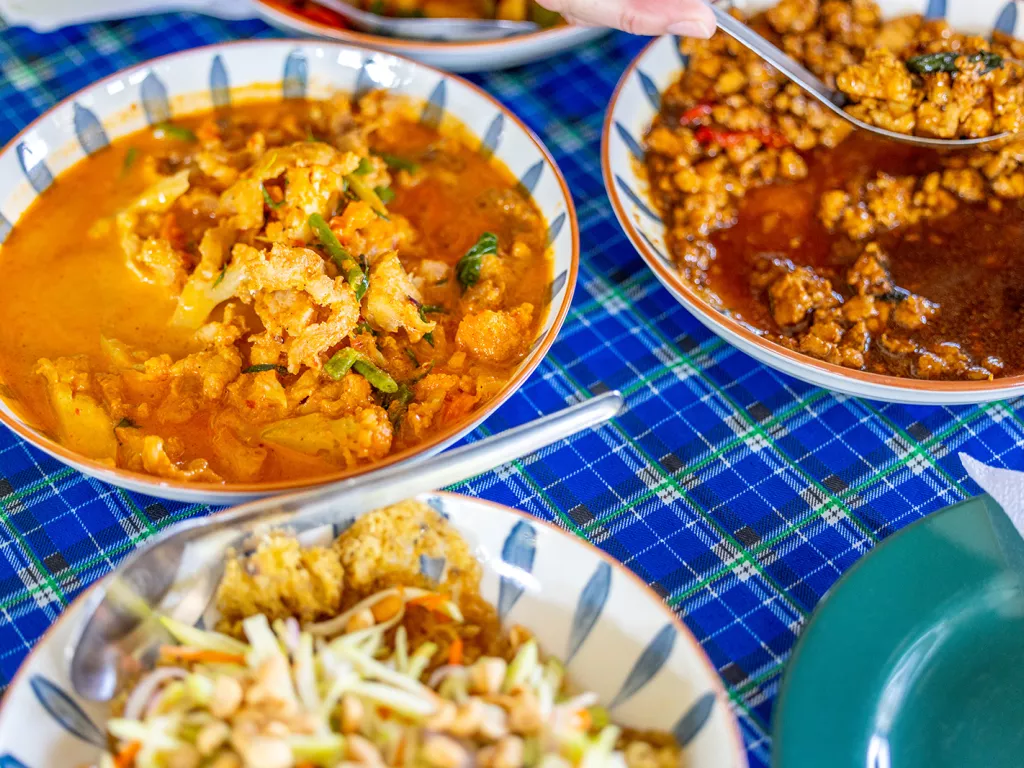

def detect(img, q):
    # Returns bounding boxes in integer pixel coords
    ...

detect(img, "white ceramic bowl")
[603,0,1024,404]
[0,40,579,505]
[0,491,747,767]
[253,1,609,73]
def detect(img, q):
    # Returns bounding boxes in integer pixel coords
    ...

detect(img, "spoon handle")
[70,392,623,701]
[248,390,624,530]
[707,3,846,112]
[156,391,623,548]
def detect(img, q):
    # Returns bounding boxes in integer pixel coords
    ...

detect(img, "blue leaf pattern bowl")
[0,40,579,504]
[602,0,1024,405]
[0,492,746,767]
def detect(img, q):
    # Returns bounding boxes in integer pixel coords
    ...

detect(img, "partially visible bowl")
[254,0,609,72]
[0,40,579,504]
[0,491,747,767]
[602,0,1024,405]
[774,493,1024,768]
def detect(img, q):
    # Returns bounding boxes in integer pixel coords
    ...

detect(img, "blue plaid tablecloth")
[1,13,1023,766]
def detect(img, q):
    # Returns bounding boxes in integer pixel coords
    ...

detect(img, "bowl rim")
[0,37,580,497]
[602,34,1024,397]
[253,0,591,51]
[0,490,748,767]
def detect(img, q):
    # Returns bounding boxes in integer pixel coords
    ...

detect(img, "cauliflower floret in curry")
[5,93,550,484]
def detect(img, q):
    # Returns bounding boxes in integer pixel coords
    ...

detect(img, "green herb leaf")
[417,304,447,323]
[423,331,435,347]
[154,122,197,142]
[309,213,368,301]
[354,359,398,393]
[355,321,377,336]
[244,364,288,374]
[353,157,374,176]
[369,0,385,14]
[324,349,398,393]
[373,151,420,173]
[384,383,416,427]
[261,183,284,210]
[122,147,138,176]
[115,417,140,429]
[411,360,434,383]
[392,384,415,406]
[456,232,498,288]
[324,348,360,380]
[375,185,396,205]
[435,277,449,286]
[406,348,419,366]
[346,174,390,220]
[905,50,1003,74]
[212,264,227,288]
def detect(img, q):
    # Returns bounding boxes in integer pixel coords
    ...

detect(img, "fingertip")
[665,0,715,38]
[665,15,715,38]
[562,12,599,27]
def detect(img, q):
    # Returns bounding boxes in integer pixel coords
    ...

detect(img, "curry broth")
[0,98,553,484]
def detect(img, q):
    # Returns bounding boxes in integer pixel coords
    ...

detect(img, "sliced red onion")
[427,665,467,689]
[282,617,301,654]
[122,667,187,720]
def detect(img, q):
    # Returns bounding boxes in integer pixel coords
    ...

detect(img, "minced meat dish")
[643,0,1024,381]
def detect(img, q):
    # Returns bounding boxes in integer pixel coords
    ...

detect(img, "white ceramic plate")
[603,0,1024,404]
[253,1,609,73]
[0,40,579,505]
[0,491,747,768]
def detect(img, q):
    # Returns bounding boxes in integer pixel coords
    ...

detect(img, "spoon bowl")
[710,3,1012,148]
[310,0,540,41]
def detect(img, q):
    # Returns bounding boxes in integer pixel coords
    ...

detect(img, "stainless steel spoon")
[68,390,623,702]
[309,0,539,41]
[709,3,1011,148]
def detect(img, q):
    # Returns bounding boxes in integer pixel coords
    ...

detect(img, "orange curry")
[0,95,552,484]
[264,0,561,26]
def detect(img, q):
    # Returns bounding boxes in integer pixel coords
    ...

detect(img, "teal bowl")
[774,494,1024,768]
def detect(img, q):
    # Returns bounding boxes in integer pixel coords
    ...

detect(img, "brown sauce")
[702,133,1024,377]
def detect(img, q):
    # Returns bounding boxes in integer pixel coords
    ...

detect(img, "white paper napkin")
[0,0,255,31]
[961,453,1024,535]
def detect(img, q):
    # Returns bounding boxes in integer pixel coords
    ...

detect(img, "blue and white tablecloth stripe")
[2,14,1024,766]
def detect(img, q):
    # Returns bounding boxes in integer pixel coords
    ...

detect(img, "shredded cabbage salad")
[98,586,647,768]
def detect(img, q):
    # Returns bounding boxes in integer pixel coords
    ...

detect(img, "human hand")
[535,0,716,38]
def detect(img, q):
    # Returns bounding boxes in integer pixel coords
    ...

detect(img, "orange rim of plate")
[0,38,580,496]
[602,35,1024,397]
[0,490,749,767]
[255,0,585,50]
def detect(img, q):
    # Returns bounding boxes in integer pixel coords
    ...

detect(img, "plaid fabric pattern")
[1,14,1023,765]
